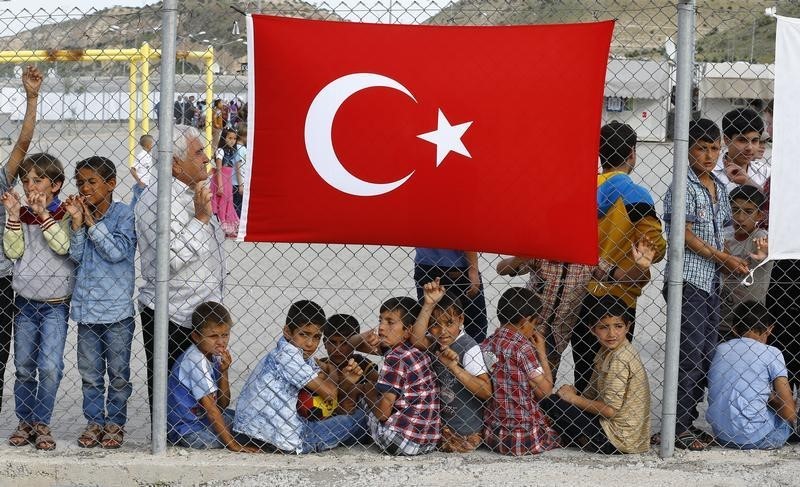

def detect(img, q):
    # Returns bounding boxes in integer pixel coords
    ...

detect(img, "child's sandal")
[77,423,103,448]
[675,430,707,451]
[32,423,56,451]
[101,424,124,449]
[8,422,34,447]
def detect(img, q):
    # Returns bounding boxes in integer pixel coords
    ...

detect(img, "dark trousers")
[413,264,488,343]
[767,259,800,392]
[232,186,243,217]
[571,294,636,393]
[140,307,194,414]
[0,275,14,414]
[539,396,618,453]
[674,282,719,432]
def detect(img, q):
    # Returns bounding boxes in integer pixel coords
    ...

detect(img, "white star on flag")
[417,109,473,166]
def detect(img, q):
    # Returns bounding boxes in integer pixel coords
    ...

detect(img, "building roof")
[605,59,670,99]
[700,62,774,99]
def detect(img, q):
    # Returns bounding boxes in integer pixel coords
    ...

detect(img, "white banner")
[769,16,800,260]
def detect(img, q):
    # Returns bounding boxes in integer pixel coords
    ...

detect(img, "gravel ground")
[1,442,800,487]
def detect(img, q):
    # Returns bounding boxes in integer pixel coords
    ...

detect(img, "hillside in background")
[0,0,340,76]
[0,0,796,77]
[427,0,797,61]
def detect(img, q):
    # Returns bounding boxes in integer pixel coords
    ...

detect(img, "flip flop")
[675,430,707,451]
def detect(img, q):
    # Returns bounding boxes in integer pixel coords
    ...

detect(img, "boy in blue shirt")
[233,300,368,453]
[662,118,750,451]
[65,156,137,449]
[707,302,796,449]
[167,301,258,452]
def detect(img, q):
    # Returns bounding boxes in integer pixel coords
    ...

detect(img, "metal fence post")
[660,0,696,460]
[152,0,179,456]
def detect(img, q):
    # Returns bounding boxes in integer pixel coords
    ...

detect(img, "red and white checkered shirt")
[376,342,441,447]
[481,326,559,456]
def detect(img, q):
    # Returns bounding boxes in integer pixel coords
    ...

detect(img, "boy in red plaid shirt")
[365,297,441,455]
[482,287,560,455]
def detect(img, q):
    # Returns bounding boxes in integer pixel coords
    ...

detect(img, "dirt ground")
[1,442,799,487]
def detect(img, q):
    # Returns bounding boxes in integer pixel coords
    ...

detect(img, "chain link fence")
[0,0,795,457]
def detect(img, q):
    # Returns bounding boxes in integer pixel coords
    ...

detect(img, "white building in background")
[0,62,776,139]
[603,59,672,142]
[699,62,774,125]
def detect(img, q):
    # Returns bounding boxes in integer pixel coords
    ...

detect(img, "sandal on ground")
[690,426,715,446]
[675,430,707,451]
[650,432,661,445]
[101,423,124,449]
[32,423,56,451]
[8,422,34,447]
[77,423,104,448]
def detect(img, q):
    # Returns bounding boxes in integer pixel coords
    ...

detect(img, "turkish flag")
[240,14,612,264]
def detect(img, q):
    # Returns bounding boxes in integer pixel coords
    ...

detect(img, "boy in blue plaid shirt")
[663,118,750,451]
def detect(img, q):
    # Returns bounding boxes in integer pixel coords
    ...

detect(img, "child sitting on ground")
[411,279,491,452]
[539,295,651,454]
[366,296,441,455]
[66,156,137,450]
[4,152,74,451]
[167,301,258,452]
[481,287,559,456]
[706,302,796,450]
[298,313,378,419]
[233,300,367,453]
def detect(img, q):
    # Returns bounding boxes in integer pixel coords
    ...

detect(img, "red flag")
[240,15,612,265]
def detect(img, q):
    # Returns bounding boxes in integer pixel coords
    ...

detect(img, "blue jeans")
[172,409,235,449]
[674,281,720,432]
[13,297,69,425]
[722,416,793,450]
[300,408,368,453]
[77,318,134,426]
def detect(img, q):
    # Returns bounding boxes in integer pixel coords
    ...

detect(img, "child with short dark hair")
[707,302,796,449]
[167,301,258,452]
[663,118,750,451]
[720,185,771,337]
[714,108,769,192]
[366,296,441,455]
[297,313,378,419]
[3,152,74,451]
[411,279,490,452]
[540,296,651,454]
[233,300,368,453]
[65,156,137,449]
[481,287,559,456]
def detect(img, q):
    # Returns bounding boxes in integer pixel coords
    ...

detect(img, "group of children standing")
[3,67,136,450]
